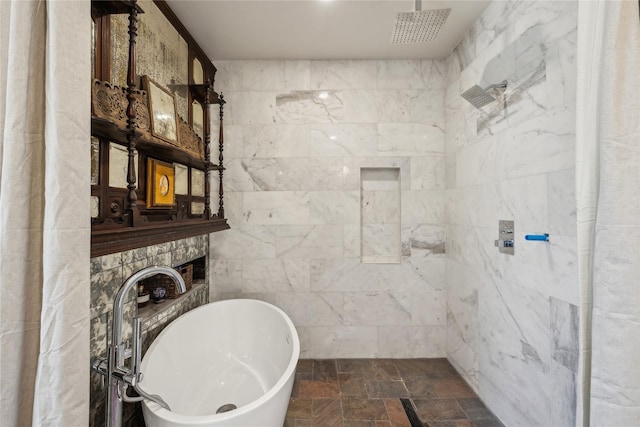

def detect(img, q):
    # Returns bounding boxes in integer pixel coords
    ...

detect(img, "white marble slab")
[274,158,344,191]
[377,325,446,358]
[276,225,344,259]
[226,91,275,125]
[310,123,377,157]
[344,291,411,326]
[311,60,377,90]
[309,191,359,225]
[242,191,310,225]
[303,326,378,358]
[378,123,445,156]
[242,259,310,293]
[209,226,276,259]
[275,292,343,326]
[377,60,427,90]
[274,90,344,123]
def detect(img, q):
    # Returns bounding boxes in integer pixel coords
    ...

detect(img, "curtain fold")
[576,1,640,426]
[0,1,91,425]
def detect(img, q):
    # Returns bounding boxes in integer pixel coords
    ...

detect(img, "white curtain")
[0,1,91,425]
[576,1,640,426]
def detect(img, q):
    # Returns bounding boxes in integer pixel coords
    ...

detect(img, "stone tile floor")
[285,358,504,427]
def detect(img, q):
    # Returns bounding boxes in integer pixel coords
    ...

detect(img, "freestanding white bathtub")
[140,299,300,427]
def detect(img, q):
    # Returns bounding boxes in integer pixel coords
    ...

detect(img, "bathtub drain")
[216,403,237,414]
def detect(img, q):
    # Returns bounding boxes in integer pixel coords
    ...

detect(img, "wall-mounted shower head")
[461,80,508,109]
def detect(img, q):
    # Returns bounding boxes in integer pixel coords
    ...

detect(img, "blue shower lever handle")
[525,234,549,242]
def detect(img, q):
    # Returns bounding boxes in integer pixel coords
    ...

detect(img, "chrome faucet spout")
[99,265,186,427]
[112,266,186,363]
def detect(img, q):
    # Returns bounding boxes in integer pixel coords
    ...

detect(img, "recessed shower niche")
[360,167,401,264]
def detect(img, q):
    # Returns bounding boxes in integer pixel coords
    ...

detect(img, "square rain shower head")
[460,85,497,109]
[391,8,451,44]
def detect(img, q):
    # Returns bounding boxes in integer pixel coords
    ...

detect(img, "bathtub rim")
[140,298,300,424]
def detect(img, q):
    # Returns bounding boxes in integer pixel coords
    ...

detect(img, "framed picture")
[143,76,179,145]
[146,158,175,208]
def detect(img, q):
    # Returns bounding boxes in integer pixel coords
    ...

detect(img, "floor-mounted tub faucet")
[92,265,186,427]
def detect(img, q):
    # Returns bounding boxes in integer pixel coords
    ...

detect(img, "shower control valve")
[494,239,514,248]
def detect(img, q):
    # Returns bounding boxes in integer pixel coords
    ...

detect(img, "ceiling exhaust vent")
[391,8,451,44]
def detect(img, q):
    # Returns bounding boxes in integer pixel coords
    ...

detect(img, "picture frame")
[146,158,175,208]
[143,75,179,145]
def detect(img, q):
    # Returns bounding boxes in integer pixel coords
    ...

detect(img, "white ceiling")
[164,0,491,61]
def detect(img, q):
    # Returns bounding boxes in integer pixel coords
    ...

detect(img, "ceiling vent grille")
[391,8,451,44]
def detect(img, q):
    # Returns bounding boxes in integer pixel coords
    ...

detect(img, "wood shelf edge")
[91,219,229,258]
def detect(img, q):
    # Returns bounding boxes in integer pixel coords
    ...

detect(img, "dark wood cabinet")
[90,0,229,257]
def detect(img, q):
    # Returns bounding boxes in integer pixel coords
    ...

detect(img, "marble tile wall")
[210,59,447,359]
[445,1,579,426]
[89,235,209,427]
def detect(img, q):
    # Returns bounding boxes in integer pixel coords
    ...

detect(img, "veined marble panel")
[274,158,343,191]
[410,156,445,190]
[310,60,377,90]
[209,258,243,293]
[226,91,275,125]
[224,158,276,192]
[275,90,344,123]
[550,297,579,373]
[547,168,577,236]
[362,190,399,225]
[445,153,456,190]
[275,292,343,326]
[401,224,446,258]
[343,225,361,259]
[344,291,411,326]
[310,257,441,293]
[455,137,498,187]
[500,233,578,305]
[220,191,243,225]
[303,326,378,358]
[550,360,577,427]
[401,190,445,226]
[477,280,552,426]
[445,226,498,272]
[446,185,500,228]
[243,259,310,293]
[378,325,446,358]
[284,60,310,90]
[209,226,276,259]
[310,123,377,157]
[309,191,359,225]
[242,124,311,159]
[276,225,343,259]
[361,224,400,261]
[445,84,467,154]
[242,191,310,225]
[446,260,480,353]
[410,286,446,326]
[373,90,413,123]
[376,60,427,90]
[214,61,285,91]
[378,123,445,156]
[545,30,577,112]
[497,109,575,180]
[341,90,380,123]
[497,174,549,232]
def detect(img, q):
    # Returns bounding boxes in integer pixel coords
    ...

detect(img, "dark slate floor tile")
[313,359,339,380]
[365,380,410,399]
[342,398,389,421]
[412,398,467,422]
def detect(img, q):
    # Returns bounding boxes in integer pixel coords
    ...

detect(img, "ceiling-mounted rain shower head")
[391,0,451,44]
[460,80,508,109]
